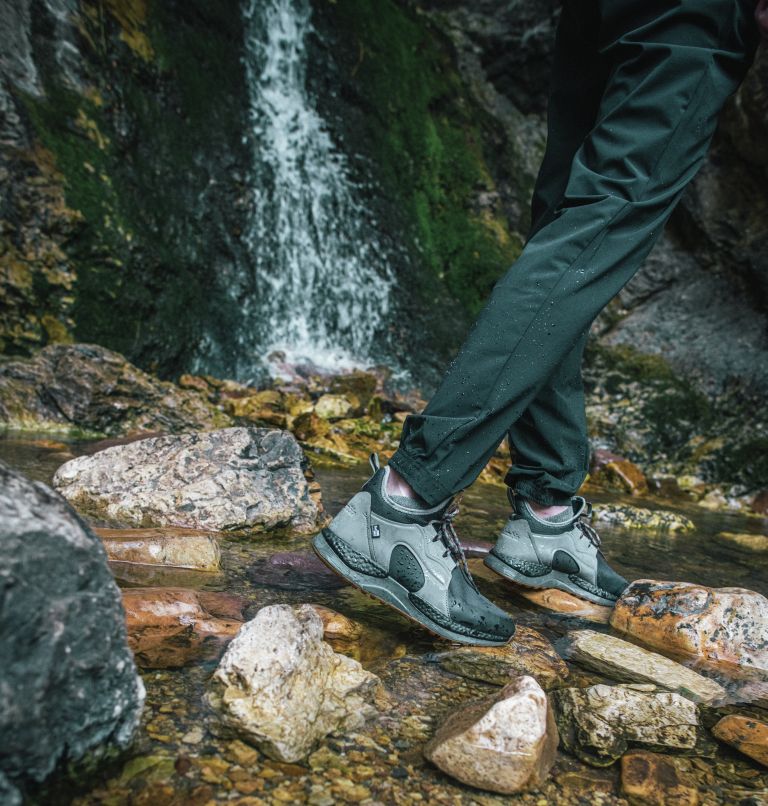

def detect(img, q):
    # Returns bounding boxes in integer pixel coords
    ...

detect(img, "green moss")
[315,0,522,317]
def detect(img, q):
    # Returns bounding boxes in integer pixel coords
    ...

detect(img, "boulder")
[53,427,321,534]
[431,626,568,689]
[553,684,700,766]
[95,528,221,571]
[610,581,768,673]
[123,588,244,668]
[314,394,353,420]
[593,504,694,532]
[565,630,725,703]
[711,715,768,768]
[423,675,558,794]
[206,604,380,762]
[0,343,227,435]
[621,751,699,806]
[0,461,144,799]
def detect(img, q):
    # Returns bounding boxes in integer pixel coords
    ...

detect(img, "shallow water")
[3,431,768,805]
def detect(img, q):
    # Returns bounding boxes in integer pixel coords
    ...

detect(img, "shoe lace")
[574,501,601,549]
[429,496,479,592]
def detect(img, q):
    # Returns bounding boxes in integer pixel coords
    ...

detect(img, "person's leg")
[389,0,760,508]
[505,0,608,508]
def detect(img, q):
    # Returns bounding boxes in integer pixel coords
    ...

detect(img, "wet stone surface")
[2,433,768,804]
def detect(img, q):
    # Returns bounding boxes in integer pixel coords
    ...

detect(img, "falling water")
[239,0,396,373]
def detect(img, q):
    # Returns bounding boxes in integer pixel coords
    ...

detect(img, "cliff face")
[0,0,252,376]
[1,0,766,490]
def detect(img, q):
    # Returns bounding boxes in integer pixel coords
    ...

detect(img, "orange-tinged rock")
[711,714,768,768]
[610,580,768,673]
[506,583,612,623]
[122,588,244,668]
[602,460,649,495]
[306,604,364,644]
[621,751,699,805]
[95,527,221,571]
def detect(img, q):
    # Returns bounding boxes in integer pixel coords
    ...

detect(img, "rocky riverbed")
[2,427,768,805]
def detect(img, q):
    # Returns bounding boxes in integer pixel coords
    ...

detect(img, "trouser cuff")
[387,448,455,507]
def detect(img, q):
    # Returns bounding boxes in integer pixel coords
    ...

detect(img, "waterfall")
[239,0,396,374]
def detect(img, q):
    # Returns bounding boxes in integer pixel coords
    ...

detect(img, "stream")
[2,431,767,805]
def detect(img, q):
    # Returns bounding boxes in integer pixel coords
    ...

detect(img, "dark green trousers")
[389,0,760,506]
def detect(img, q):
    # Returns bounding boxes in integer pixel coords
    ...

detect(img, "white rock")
[53,427,320,534]
[423,675,558,794]
[206,604,380,762]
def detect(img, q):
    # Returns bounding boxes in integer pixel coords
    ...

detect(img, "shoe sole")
[312,528,511,646]
[484,551,617,608]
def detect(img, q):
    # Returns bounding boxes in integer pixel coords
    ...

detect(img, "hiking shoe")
[312,454,516,646]
[484,489,629,607]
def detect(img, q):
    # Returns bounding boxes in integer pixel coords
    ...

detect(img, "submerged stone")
[431,625,568,689]
[553,684,700,766]
[503,582,612,623]
[123,588,244,668]
[565,630,725,703]
[423,675,558,794]
[248,550,349,590]
[0,461,144,797]
[610,580,768,673]
[621,750,699,806]
[206,604,380,763]
[95,528,221,570]
[53,427,322,534]
[711,715,768,768]
[715,531,768,553]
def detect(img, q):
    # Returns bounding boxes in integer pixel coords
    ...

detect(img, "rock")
[621,751,699,806]
[423,675,558,794]
[590,452,649,495]
[553,684,700,766]
[95,528,221,570]
[711,715,768,768]
[122,588,244,668]
[716,531,768,553]
[610,581,768,674]
[504,582,612,623]
[53,427,321,534]
[206,604,380,762]
[313,394,353,420]
[0,461,144,795]
[431,626,568,689]
[0,344,227,435]
[248,550,348,590]
[306,604,364,645]
[565,630,725,703]
[751,490,768,516]
[592,504,694,532]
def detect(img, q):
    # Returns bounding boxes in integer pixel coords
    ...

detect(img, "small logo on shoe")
[371,524,381,539]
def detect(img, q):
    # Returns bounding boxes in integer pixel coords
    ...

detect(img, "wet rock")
[716,531,768,553]
[553,684,700,766]
[0,344,227,435]
[751,490,768,516]
[610,581,768,673]
[621,750,700,805]
[314,394,353,420]
[592,504,694,532]
[0,461,144,797]
[565,630,725,703]
[206,604,380,763]
[53,427,321,534]
[431,626,568,689]
[711,715,768,768]
[307,604,364,645]
[503,582,612,623]
[248,550,348,590]
[123,588,244,668]
[423,675,558,794]
[591,451,649,495]
[95,528,221,570]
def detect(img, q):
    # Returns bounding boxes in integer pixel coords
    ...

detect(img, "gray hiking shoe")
[312,454,516,646]
[484,489,629,607]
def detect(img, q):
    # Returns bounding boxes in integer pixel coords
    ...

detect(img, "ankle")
[524,498,569,518]
[386,467,428,505]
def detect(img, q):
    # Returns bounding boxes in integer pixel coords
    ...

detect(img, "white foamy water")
[239,0,395,373]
